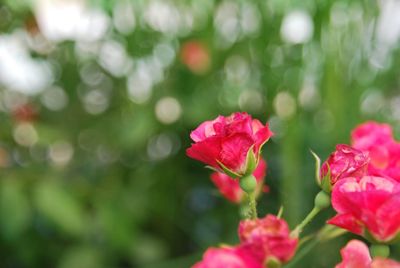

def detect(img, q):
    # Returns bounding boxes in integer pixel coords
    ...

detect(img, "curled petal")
[327,214,363,235]
[335,240,372,268]
[187,137,222,169]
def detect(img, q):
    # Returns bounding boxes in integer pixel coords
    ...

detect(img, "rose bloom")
[336,240,400,268]
[210,158,267,203]
[187,112,273,177]
[320,144,369,186]
[238,214,298,264]
[351,122,400,181]
[192,246,263,268]
[328,176,400,243]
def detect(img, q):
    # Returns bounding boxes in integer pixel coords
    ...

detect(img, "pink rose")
[351,122,400,181]
[336,240,400,268]
[238,214,298,264]
[328,176,400,242]
[335,240,371,268]
[320,144,369,186]
[192,246,263,268]
[351,121,393,151]
[210,159,267,203]
[187,112,273,177]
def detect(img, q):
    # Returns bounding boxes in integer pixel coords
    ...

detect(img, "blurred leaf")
[58,246,103,268]
[132,234,168,265]
[34,181,86,236]
[0,180,31,239]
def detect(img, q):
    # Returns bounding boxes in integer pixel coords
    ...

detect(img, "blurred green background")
[1,0,400,267]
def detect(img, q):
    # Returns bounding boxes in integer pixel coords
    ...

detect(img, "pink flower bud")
[335,240,400,268]
[238,214,298,264]
[320,144,369,186]
[210,159,267,203]
[192,246,263,268]
[187,112,273,177]
[335,240,372,268]
[328,176,400,243]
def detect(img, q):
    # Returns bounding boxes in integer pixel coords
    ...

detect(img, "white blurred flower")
[281,10,314,44]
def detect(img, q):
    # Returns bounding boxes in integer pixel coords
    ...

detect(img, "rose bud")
[328,176,400,243]
[192,246,262,268]
[320,144,369,191]
[187,112,273,178]
[210,158,267,203]
[238,214,298,265]
[335,240,372,268]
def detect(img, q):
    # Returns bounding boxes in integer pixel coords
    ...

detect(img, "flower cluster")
[320,122,400,243]
[187,114,400,267]
[193,215,298,267]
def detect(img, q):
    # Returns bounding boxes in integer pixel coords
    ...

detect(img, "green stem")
[247,192,257,219]
[291,207,321,236]
[291,191,331,237]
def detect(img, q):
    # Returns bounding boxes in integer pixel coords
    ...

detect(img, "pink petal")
[253,123,273,155]
[225,113,253,137]
[253,158,267,182]
[190,116,225,142]
[376,195,400,241]
[372,258,400,268]
[220,133,254,173]
[335,240,372,268]
[327,214,363,235]
[186,137,222,168]
[192,247,263,268]
[210,172,243,203]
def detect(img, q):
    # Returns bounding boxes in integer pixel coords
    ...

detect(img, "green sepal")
[277,206,284,219]
[244,146,257,176]
[265,256,281,268]
[217,160,241,179]
[364,228,400,245]
[320,164,332,193]
[256,138,270,164]
[205,165,220,173]
[310,149,321,186]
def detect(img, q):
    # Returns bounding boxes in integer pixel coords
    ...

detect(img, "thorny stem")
[247,192,257,219]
